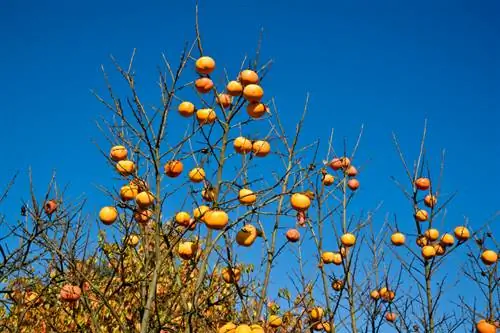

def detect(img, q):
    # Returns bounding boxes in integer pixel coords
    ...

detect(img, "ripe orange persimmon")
[99,206,118,225]
[110,145,128,161]
[195,56,215,75]
[235,325,252,333]
[252,140,270,157]
[422,245,436,260]
[454,226,470,241]
[370,290,380,300]
[136,191,155,209]
[238,188,256,205]
[481,250,498,265]
[236,224,258,247]
[385,312,397,322]
[216,93,232,108]
[440,233,455,247]
[188,167,206,183]
[347,179,360,191]
[44,199,58,215]
[120,184,139,201]
[415,209,428,222]
[178,241,198,260]
[290,193,311,211]
[322,174,335,186]
[226,80,243,96]
[286,229,300,242]
[178,101,195,117]
[126,234,140,247]
[239,69,259,85]
[243,84,264,102]
[116,160,136,176]
[415,177,431,190]
[233,136,253,154]
[204,210,229,230]
[391,232,405,246]
[424,194,437,208]
[476,320,497,333]
[341,233,356,247]
[221,267,241,284]
[175,212,191,226]
[195,77,214,93]
[346,165,358,177]
[330,157,350,170]
[309,307,324,321]
[424,228,439,241]
[193,205,210,221]
[164,160,184,177]
[246,102,268,118]
[196,108,217,125]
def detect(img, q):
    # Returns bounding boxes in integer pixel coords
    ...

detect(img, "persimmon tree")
[0,8,498,333]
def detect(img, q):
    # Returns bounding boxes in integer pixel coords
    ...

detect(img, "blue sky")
[0,0,498,328]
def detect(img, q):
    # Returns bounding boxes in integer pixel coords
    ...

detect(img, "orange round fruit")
[243,84,264,102]
[322,174,335,186]
[236,224,258,247]
[175,211,191,227]
[110,145,128,161]
[268,315,282,328]
[194,77,214,93]
[116,160,136,176]
[246,102,268,118]
[415,209,428,222]
[164,160,184,178]
[226,80,243,96]
[424,194,437,208]
[424,228,439,241]
[341,233,356,247]
[221,267,241,284]
[422,245,436,260]
[370,290,380,300]
[178,101,195,117]
[391,232,405,246]
[286,229,300,242]
[309,307,324,321]
[196,108,217,125]
[454,226,470,241]
[385,312,397,322]
[481,250,498,265]
[178,241,198,260]
[476,320,497,333]
[238,188,256,205]
[136,191,155,209]
[252,140,270,157]
[347,179,360,191]
[239,69,259,85]
[99,206,118,225]
[440,233,455,247]
[415,177,431,190]
[188,167,206,183]
[193,205,210,221]
[330,157,350,170]
[233,136,253,154]
[204,210,229,230]
[216,93,232,108]
[120,184,139,201]
[346,165,358,177]
[195,56,215,75]
[290,193,311,211]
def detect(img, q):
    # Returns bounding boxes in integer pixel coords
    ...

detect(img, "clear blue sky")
[0,0,498,327]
